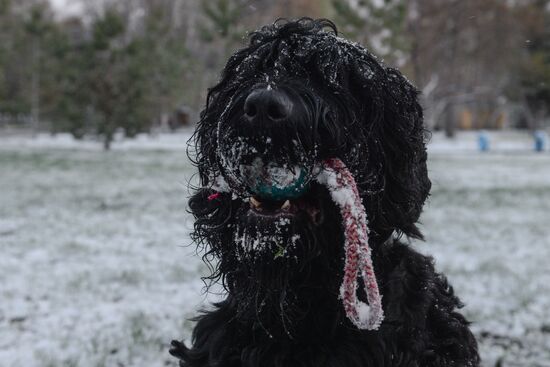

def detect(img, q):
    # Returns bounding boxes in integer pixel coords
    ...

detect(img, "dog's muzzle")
[216,86,317,200]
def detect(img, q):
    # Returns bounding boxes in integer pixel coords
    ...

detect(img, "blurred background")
[0,0,549,366]
[1,0,550,140]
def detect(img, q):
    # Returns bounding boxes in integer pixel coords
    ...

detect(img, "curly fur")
[171,18,480,367]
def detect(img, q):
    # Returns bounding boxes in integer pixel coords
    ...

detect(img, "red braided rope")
[317,158,384,330]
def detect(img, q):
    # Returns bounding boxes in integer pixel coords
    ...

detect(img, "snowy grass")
[423,152,550,367]
[1,132,549,366]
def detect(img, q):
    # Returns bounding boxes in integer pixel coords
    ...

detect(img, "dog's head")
[188,18,430,331]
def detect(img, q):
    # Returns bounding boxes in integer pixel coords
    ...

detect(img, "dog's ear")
[349,61,431,240]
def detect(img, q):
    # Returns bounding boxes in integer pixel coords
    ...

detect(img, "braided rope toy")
[316,158,384,330]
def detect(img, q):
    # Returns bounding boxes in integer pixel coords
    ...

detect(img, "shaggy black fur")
[171,18,480,367]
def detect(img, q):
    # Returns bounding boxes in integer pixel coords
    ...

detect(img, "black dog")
[171,18,479,367]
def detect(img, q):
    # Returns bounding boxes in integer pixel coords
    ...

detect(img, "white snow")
[356,302,373,325]
[315,165,366,223]
[424,131,550,367]
[0,131,217,366]
[0,131,192,151]
[1,130,549,366]
[266,164,303,188]
[428,130,548,153]
[211,174,230,193]
[234,214,294,256]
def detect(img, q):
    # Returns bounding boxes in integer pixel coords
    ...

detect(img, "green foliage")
[24,3,52,35]
[0,0,10,15]
[200,0,243,42]
[520,3,550,115]
[2,0,546,140]
[369,0,409,56]
[331,0,367,38]
[47,5,187,148]
[0,1,189,147]
[0,1,54,117]
[92,10,125,50]
[331,0,409,63]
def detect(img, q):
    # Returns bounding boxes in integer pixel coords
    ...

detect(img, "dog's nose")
[243,88,293,123]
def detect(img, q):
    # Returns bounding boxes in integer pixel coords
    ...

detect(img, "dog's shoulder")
[374,239,480,366]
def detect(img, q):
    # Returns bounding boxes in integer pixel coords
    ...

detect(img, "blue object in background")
[478,131,490,152]
[534,130,547,152]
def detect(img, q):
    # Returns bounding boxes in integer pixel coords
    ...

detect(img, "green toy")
[248,163,310,200]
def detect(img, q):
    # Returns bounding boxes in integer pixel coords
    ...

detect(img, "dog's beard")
[223,192,343,337]
[233,212,301,262]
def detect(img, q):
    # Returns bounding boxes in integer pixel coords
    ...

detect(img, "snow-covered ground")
[1,131,549,366]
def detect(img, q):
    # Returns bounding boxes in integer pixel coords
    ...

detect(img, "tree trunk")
[30,37,41,137]
[444,105,455,138]
[103,125,114,151]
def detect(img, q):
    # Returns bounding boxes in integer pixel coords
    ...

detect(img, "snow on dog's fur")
[171,18,479,367]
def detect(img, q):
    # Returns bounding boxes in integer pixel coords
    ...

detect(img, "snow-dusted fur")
[171,18,479,367]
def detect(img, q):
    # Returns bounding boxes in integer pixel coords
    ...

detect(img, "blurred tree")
[23,2,56,134]
[331,0,365,38]
[46,18,90,137]
[332,0,409,65]
[273,0,332,19]
[409,1,524,135]
[3,0,549,142]
[45,1,189,148]
[0,0,62,132]
[88,9,128,149]
[139,0,188,132]
[0,0,23,117]
[333,0,534,135]
[200,0,242,40]
[519,1,550,128]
